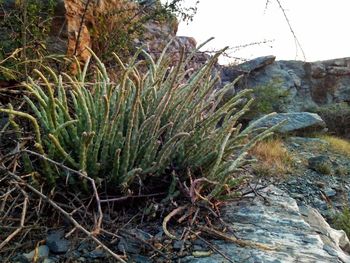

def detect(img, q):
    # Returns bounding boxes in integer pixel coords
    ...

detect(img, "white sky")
[174,0,350,64]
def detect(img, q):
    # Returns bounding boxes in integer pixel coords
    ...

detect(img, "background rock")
[249,112,326,134]
[222,56,350,114]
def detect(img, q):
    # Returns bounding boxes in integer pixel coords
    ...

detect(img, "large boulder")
[249,112,326,133]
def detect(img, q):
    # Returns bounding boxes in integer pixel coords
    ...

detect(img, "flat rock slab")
[183,186,350,263]
[250,112,326,133]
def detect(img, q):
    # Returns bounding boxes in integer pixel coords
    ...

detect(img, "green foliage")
[245,79,290,119]
[0,0,56,81]
[313,103,350,138]
[1,46,275,199]
[333,206,350,238]
[91,0,179,63]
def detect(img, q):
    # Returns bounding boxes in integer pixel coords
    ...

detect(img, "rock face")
[222,56,350,113]
[184,185,350,263]
[249,112,326,133]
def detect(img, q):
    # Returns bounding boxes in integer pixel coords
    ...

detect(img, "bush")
[1,47,275,199]
[0,0,57,81]
[244,79,290,120]
[333,207,350,238]
[314,103,350,138]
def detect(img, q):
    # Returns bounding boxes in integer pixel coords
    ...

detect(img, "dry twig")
[22,149,103,234]
[0,167,127,263]
[0,186,28,250]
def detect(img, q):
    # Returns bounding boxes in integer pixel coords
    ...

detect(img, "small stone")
[85,248,105,259]
[117,238,141,254]
[131,255,152,263]
[315,181,326,188]
[323,188,337,197]
[42,258,56,263]
[77,257,86,262]
[46,230,70,254]
[173,240,184,251]
[23,245,50,262]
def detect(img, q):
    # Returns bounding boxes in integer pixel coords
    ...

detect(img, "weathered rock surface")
[222,56,350,113]
[278,137,350,219]
[249,112,326,133]
[184,185,350,263]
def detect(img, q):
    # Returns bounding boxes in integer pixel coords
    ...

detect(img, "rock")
[237,55,276,72]
[301,206,350,257]
[327,66,350,76]
[308,156,332,175]
[22,245,50,262]
[117,229,153,254]
[249,112,326,134]
[323,187,337,198]
[131,255,153,263]
[311,63,327,78]
[222,56,350,113]
[85,248,105,259]
[46,230,70,254]
[173,240,184,251]
[286,136,329,146]
[182,185,350,263]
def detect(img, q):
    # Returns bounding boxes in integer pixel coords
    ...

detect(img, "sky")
[174,0,350,64]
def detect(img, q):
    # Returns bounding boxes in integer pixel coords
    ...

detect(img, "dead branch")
[0,186,28,250]
[162,205,187,239]
[22,149,103,234]
[0,166,127,263]
[189,229,235,263]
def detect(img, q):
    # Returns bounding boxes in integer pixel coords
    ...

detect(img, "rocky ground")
[4,134,349,263]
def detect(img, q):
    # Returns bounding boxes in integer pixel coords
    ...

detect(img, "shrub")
[1,46,275,199]
[0,0,57,81]
[249,138,293,177]
[314,103,350,138]
[333,207,350,238]
[244,79,290,120]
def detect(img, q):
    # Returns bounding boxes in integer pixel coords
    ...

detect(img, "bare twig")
[189,229,234,263]
[100,192,165,203]
[0,186,28,250]
[199,226,276,251]
[162,205,187,239]
[73,0,92,56]
[22,149,103,234]
[274,0,306,60]
[0,166,127,263]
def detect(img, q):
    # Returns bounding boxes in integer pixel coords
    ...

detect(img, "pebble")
[23,245,50,262]
[46,230,70,254]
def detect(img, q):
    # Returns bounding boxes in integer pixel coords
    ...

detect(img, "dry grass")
[249,138,293,177]
[320,135,350,157]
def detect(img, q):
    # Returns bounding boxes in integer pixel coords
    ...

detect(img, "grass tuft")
[249,138,293,177]
[320,135,350,157]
